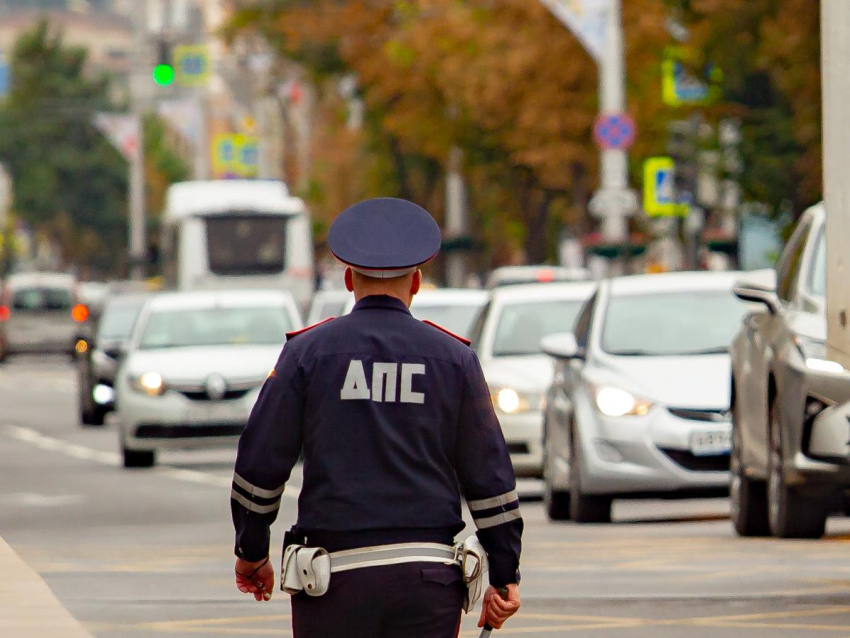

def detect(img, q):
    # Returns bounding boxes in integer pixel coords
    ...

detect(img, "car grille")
[659,448,730,472]
[135,423,245,439]
[177,389,252,402]
[667,408,730,423]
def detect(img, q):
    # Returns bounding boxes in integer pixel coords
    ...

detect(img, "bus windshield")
[205,214,288,276]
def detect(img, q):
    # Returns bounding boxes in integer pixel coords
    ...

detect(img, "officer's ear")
[410,270,422,296]
[344,267,354,292]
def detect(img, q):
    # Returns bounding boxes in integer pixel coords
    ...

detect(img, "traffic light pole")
[127,0,149,281]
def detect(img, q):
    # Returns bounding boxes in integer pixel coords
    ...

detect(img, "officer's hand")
[235,557,275,602]
[477,584,521,629]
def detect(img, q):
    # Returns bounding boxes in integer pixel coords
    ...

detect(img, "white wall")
[822,0,850,368]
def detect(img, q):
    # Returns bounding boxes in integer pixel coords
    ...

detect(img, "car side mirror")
[540,333,583,360]
[733,273,780,315]
[103,344,127,360]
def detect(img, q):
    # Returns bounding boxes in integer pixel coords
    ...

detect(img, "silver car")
[541,272,751,523]
[114,289,302,468]
[730,203,850,539]
[0,272,85,361]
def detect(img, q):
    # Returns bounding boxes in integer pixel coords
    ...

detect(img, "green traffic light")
[153,64,175,86]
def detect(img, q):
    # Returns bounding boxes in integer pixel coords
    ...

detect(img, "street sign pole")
[596,0,632,243]
[543,0,637,245]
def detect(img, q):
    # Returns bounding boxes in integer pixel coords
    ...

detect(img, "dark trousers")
[291,562,464,638]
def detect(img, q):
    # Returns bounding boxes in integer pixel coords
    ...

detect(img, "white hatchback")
[469,282,596,477]
[114,289,302,467]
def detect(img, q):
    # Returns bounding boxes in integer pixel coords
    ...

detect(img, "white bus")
[160,180,315,308]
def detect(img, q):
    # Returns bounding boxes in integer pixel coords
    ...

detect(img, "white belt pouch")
[281,544,331,597]
[280,537,488,608]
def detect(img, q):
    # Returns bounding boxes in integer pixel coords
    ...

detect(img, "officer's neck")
[353,289,413,308]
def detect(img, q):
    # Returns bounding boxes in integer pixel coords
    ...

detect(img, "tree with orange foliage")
[227,0,684,266]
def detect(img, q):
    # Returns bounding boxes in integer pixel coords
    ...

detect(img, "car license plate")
[186,402,246,423]
[689,430,731,456]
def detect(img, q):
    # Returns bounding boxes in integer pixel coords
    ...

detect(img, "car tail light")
[71,304,89,322]
[0,305,8,322]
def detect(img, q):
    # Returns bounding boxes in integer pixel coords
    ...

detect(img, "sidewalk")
[0,535,94,638]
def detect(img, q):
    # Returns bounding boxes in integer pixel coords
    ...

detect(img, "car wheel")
[542,425,571,521]
[569,423,612,524]
[767,397,827,539]
[729,401,769,536]
[122,448,156,468]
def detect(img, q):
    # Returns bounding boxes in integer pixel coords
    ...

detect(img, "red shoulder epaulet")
[286,317,335,341]
[422,320,472,346]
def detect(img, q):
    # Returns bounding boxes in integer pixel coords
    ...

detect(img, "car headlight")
[592,385,653,417]
[92,384,114,405]
[489,387,542,414]
[794,335,845,374]
[131,371,166,396]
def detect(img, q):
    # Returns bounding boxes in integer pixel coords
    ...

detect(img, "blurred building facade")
[0,3,132,96]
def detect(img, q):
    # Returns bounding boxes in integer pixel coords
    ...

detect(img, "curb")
[0,535,94,638]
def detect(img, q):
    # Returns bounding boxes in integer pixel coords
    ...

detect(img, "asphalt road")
[4,357,850,637]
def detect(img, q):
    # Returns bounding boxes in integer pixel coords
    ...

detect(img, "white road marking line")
[0,493,87,507]
[0,424,301,498]
[2,424,121,465]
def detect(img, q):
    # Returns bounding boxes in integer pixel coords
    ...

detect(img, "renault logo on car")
[205,373,227,401]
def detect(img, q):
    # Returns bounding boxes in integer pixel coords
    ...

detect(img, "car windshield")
[810,230,825,297]
[410,302,484,337]
[138,306,293,350]
[602,291,750,357]
[492,299,585,356]
[97,300,145,341]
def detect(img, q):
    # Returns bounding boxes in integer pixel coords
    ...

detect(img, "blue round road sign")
[593,113,636,151]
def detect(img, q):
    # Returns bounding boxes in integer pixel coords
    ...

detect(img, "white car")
[344,288,489,339]
[540,272,752,523]
[114,289,302,468]
[468,282,596,477]
[307,289,352,325]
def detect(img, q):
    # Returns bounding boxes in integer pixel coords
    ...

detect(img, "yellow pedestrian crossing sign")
[643,157,687,218]
[212,133,259,179]
[174,45,210,87]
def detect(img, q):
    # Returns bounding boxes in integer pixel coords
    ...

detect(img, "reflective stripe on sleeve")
[230,489,281,515]
[473,508,523,530]
[467,490,519,512]
[232,472,286,499]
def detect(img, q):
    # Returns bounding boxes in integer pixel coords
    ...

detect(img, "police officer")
[231,198,522,637]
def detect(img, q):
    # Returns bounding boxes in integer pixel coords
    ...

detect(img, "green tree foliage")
[143,113,190,219]
[0,19,127,273]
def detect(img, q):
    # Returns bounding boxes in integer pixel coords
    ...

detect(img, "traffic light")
[153,39,174,86]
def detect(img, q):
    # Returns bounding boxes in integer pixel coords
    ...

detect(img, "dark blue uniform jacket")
[231,295,522,586]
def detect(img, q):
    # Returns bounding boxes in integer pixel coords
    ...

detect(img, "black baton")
[479,587,510,638]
